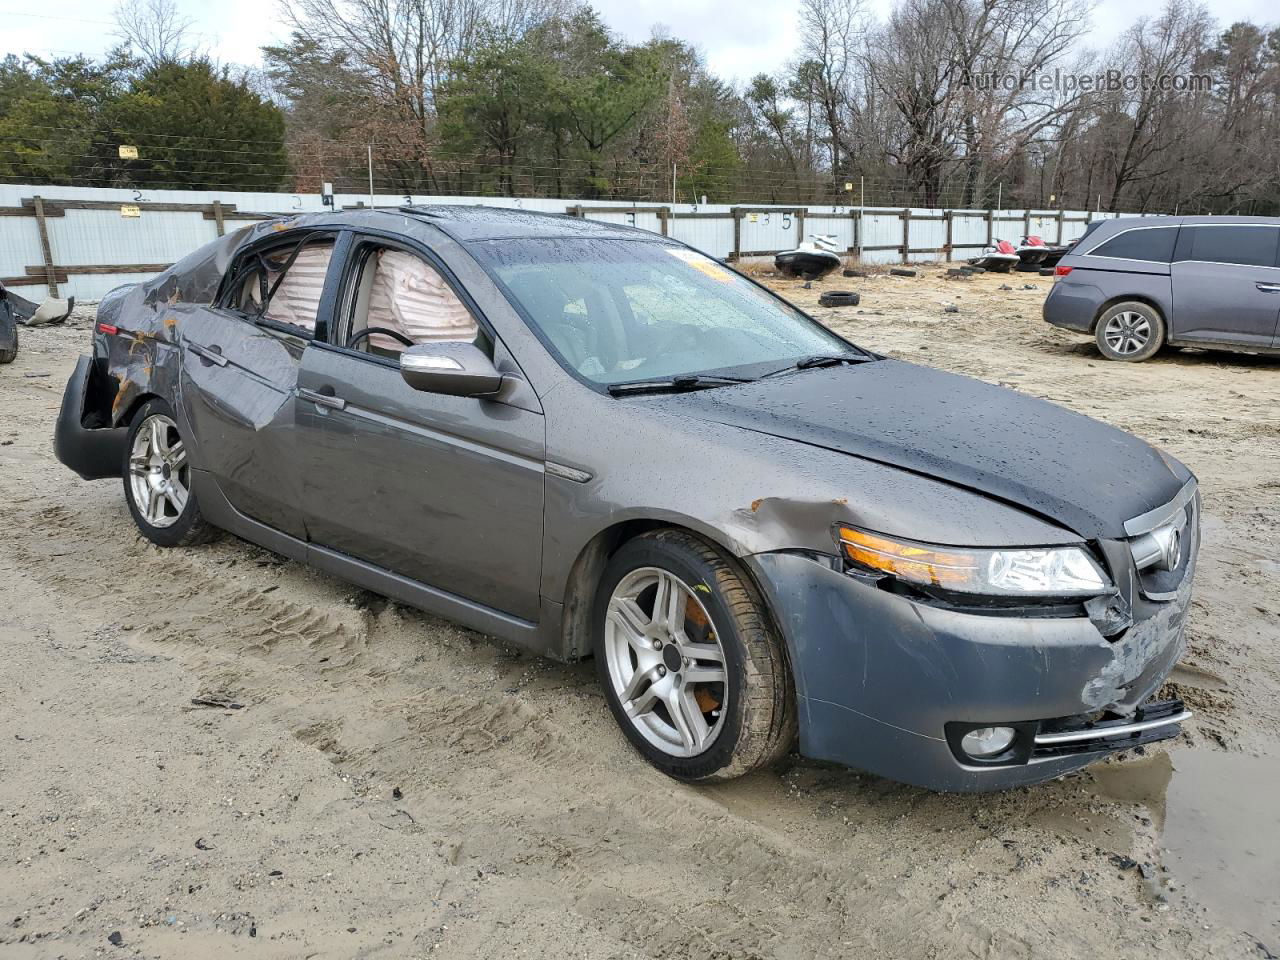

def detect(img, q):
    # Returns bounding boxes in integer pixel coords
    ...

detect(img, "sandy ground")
[1,268,1278,959]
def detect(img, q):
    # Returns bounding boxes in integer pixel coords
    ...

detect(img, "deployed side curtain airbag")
[261,245,333,332]
[366,250,477,350]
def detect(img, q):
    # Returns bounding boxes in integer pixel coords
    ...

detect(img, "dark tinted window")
[1182,225,1279,267]
[1090,227,1177,262]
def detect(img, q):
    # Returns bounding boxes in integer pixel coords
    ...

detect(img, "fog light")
[961,726,1017,758]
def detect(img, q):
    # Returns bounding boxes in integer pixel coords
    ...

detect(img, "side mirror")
[400,342,504,397]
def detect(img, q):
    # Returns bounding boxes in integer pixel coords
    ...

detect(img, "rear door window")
[226,237,335,336]
[1089,227,1177,262]
[1180,226,1280,268]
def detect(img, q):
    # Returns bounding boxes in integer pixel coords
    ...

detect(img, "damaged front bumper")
[53,354,127,481]
[746,511,1198,791]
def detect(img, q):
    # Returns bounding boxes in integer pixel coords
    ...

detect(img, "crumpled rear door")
[178,308,308,538]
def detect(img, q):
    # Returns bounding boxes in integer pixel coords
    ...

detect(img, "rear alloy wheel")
[1096,301,1165,362]
[123,399,216,547]
[594,530,796,782]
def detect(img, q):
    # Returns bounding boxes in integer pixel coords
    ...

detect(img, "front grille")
[1122,480,1199,603]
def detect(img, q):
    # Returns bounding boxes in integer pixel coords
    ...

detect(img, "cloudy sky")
[4,0,1276,82]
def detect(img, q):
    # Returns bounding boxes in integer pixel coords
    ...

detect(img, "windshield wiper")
[760,353,877,379]
[606,374,749,396]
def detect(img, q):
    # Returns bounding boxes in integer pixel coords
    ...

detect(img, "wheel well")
[1091,295,1164,334]
[113,391,160,429]
[558,519,739,661]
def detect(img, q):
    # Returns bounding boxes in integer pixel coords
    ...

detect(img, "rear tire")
[122,399,217,547]
[594,529,796,782]
[1095,301,1165,362]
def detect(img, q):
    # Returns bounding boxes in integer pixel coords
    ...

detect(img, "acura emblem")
[1163,528,1181,571]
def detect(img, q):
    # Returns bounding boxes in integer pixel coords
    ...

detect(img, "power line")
[0,9,117,26]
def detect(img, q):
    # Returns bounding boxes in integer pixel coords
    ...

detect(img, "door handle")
[1256,282,1280,293]
[189,342,227,366]
[298,386,347,411]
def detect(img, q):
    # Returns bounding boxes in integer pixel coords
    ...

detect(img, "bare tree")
[946,0,1092,206]
[1097,0,1214,208]
[113,0,195,65]
[793,0,867,186]
[865,0,967,206]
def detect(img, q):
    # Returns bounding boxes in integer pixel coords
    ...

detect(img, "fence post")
[212,200,225,237]
[731,208,742,261]
[31,195,58,298]
[795,207,805,246]
[901,208,910,264]
[850,209,859,259]
[658,207,669,237]
[985,209,993,245]
[943,210,953,262]
[1055,209,1064,245]
[1023,208,1032,239]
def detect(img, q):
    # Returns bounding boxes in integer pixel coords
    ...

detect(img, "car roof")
[397,203,666,243]
[1090,214,1280,231]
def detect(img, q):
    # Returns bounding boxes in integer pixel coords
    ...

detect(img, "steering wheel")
[346,326,414,349]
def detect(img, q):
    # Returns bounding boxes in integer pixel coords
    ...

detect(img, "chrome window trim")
[1082,222,1280,267]
[1123,477,1198,537]
[1171,260,1280,271]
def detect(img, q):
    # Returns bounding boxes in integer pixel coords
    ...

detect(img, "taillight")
[1054,265,1073,277]
[96,321,119,336]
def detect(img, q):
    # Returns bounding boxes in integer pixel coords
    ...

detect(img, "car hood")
[662,359,1184,540]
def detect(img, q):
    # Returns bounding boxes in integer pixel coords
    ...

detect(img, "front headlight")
[834,525,1111,598]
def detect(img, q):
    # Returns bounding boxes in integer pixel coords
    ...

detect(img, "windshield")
[470,238,859,385]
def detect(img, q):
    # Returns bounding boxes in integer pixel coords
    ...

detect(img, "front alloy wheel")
[594,530,796,782]
[604,567,729,758]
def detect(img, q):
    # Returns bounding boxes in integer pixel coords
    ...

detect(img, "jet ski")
[775,234,842,279]
[967,239,1020,273]
[1038,239,1079,268]
[1015,235,1050,269]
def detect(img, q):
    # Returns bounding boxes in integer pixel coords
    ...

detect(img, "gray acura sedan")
[54,206,1197,791]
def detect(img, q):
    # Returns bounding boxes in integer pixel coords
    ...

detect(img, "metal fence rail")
[0,183,1136,300]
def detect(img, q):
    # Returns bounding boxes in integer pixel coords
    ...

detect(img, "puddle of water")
[1093,746,1280,943]
[1164,748,1280,940]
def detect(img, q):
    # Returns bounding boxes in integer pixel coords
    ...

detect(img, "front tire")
[122,399,216,547]
[594,530,796,782]
[1095,301,1165,361]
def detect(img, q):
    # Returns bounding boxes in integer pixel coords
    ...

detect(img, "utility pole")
[672,163,677,206]
[858,176,865,261]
